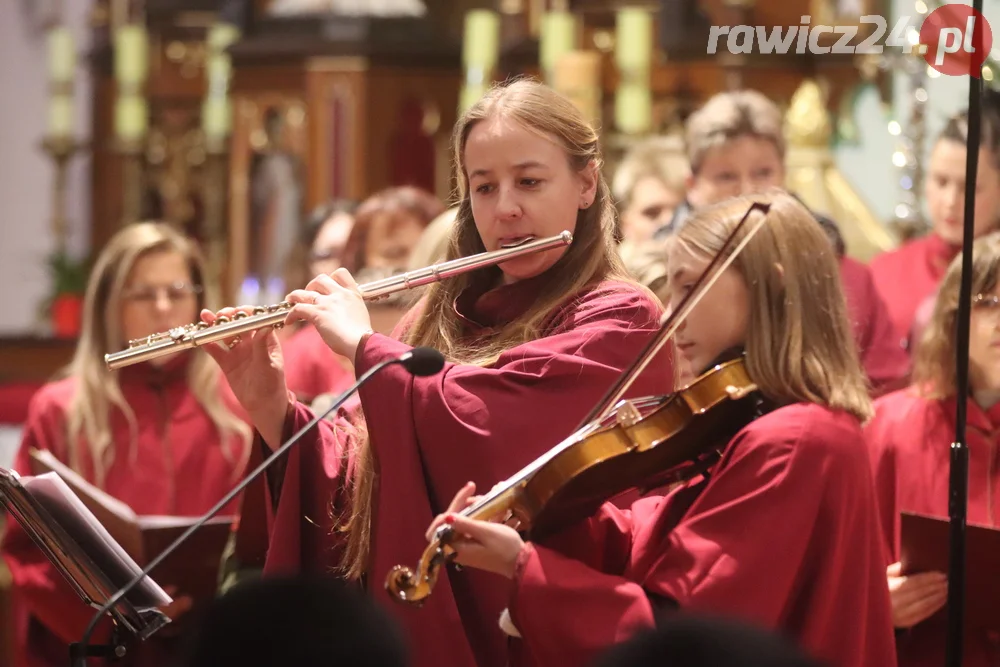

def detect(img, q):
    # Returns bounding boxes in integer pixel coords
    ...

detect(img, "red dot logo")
[920,4,992,77]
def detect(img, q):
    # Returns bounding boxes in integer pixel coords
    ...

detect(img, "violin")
[384,201,773,605]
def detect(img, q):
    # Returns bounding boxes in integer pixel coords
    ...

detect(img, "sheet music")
[20,472,171,609]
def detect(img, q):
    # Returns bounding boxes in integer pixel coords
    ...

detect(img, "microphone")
[72,346,446,666]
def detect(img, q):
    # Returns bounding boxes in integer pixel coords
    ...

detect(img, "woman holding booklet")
[0,222,252,667]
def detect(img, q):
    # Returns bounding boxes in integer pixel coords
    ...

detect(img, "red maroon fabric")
[839,256,910,394]
[508,403,898,667]
[870,234,958,354]
[261,278,674,667]
[866,388,1000,666]
[282,324,354,403]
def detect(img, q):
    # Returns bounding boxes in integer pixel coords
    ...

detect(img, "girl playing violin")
[866,232,1000,667]
[202,78,672,667]
[426,190,897,667]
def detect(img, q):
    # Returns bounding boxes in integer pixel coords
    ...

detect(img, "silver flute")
[104,231,573,370]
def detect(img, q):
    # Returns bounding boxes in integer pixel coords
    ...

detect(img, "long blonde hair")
[65,222,251,486]
[340,78,631,579]
[913,232,1000,398]
[672,190,872,422]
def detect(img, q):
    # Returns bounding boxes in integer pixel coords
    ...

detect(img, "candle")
[463,10,500,71]
[615,83,652,135]
[47,96,74,138]
[47,27,75,83]
[615,8,653,71]
[460,82,487,115]
[202,23,241,141]
[552,50,602,125]
[114,95,148,142]
[114,25,149,85]
[540,12,577,81]
[208,23,241,52]
[202,97,232,141]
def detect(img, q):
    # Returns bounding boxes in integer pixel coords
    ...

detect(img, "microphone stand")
[72,354,410,667]
[945,10,984,664]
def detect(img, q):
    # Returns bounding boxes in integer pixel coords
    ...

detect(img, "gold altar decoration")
[784,79,898,262]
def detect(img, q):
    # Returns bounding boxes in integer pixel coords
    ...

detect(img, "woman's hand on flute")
[285,269,373,361]
[201,306,292,450]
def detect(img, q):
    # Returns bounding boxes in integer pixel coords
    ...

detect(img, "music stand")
[0,469,168,662]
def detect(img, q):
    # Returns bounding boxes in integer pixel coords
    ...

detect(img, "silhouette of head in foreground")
[593,614,825,667]
[179,573,408,667]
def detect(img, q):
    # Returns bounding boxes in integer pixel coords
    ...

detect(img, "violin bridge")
[615,400,643,430]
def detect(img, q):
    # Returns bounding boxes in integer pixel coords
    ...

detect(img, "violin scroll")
[385,528,457,605]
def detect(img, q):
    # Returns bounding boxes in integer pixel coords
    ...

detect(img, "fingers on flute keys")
[200,305,257,352]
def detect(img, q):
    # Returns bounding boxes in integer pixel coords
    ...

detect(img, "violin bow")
[579,200,772,427]
[439,203,773,525]
[396,201,774,597]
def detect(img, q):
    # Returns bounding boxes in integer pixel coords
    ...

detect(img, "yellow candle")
[463,10,500,70]
[540,12,577,80]
[552,50,602,125]
[460,82,487,115]
[205,54,232,97]
[114,95,148,142]
[114,25,149,85]
[615,8,653,71]
[202,97,232,141]
[615,82,652,135]
[202,23,240,141]
[47,96,74,138]
[208,23,240,51]
[48,27,75,83]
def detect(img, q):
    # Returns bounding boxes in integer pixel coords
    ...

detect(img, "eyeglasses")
[972,294,1000,321]
[309,249,343,263]
[121,282,202,304]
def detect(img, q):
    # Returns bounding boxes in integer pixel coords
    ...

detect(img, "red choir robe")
[869,234,958,353]
[282,324,354,402]
[1,355,247,667]
[839,256,910,393]
[865,388,1000,666]
[506,403,898,667]
[261,276,674,667]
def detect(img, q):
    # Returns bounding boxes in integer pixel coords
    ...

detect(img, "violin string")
[585,201,772,425]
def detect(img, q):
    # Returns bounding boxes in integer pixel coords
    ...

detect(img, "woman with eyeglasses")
[0,222,252,667]
[866,231,1000,667]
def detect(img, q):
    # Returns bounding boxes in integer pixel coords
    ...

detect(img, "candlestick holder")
[115,136,147,227]
[41,136,89,256]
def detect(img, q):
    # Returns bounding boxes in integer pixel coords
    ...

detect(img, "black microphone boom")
[946,6,985,665]
[72,346,445,666]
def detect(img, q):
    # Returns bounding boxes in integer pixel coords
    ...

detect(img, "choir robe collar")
[115,351,191,389]
[941,393,1000,440]
[453,272,550,333]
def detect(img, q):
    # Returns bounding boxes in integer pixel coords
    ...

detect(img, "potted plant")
[46,251,89,338]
